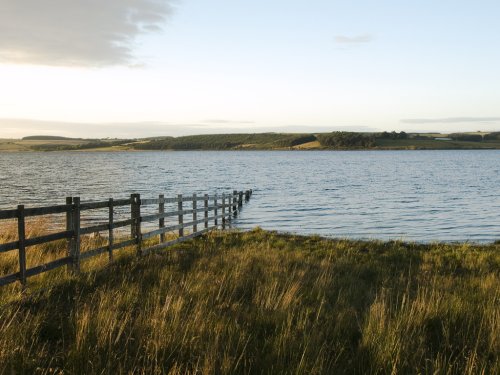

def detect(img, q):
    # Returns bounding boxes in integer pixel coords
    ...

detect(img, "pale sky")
[1,0,500,138]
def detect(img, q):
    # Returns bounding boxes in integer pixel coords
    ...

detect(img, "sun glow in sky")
[1,0,500,138]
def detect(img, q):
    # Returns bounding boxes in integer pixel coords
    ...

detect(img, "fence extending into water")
[0,189,253,287]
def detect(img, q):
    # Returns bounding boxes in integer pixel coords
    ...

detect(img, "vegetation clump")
[376,131,408,140]
[1,225,499,374]
[317,132,375,148]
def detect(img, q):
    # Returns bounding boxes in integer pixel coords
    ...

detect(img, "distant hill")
[22,135,80,141]
[133,133,318,150]
[6,131,498,152]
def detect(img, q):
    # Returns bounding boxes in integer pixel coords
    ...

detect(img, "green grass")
[1,226,499,374]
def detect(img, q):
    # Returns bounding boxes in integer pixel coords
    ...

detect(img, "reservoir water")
[0,150,498,243]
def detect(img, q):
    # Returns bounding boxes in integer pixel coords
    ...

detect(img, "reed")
[0,224,499,374]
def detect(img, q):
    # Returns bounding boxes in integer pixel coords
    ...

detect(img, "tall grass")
[0,226,499,374]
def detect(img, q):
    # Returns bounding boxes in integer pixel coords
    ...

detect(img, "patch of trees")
[376,131,408,140]
[317,132,375,148]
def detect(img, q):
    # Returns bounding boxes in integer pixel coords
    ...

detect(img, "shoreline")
[2,145,500,153]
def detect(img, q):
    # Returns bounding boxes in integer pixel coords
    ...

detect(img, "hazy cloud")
[0,119,382,139]
[401,117,500,124]
[334,34,374,44]
[0,118,262,138]
[0,0,173,66]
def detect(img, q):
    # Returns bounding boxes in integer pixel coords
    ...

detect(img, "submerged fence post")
[159,194,165,243]
[238,191,243,208]
[193,193,197,233]
[131,194,142,256]
[204,194,209,229]
[108,198,114,262]
[17,205,27,287]
[245,190,250,202]
[178,194,184,237]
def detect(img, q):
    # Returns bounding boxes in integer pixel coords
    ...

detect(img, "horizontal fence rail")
[0,189,253,288]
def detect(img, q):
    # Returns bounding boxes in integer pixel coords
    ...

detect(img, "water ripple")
[0,150,499,243]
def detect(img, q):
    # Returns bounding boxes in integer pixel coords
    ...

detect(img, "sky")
[1,0,500,138]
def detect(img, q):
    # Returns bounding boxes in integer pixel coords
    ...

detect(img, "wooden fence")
[0,189,253,287]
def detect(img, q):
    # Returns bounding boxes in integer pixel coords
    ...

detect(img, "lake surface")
[0,150,498,243]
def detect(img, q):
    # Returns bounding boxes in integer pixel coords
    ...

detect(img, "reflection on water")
[0,150,499,243]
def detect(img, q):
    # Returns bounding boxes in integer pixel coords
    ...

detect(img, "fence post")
[108,198,114,262]
[193,193,197,233]
[233,190,238,216]
[222,193,226,229]
[204,194,209,229]
[245,190,250,202]
[213,194,218,227]
[227,195,232,226]
[178,194,184,237]
[66,197,73,273]
[71,197,81,273]
[17,205,27,287]
[159,194,165,243]
[238,191,243,208]
[131,194,142,256]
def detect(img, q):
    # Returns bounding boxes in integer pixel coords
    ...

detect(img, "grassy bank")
[0,227,499,374]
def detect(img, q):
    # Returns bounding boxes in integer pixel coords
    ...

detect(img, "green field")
[374,138,500,149]
[0,137,133,152]
[1,227,499,374]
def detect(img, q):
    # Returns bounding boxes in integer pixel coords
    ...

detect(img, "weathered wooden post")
[238,191,243,208]
[221,193,226,229]
[159,194,165,243]
[178,194,184,237]
[245,190,250,202]
[131,194,142,256]
[192,193,197,233]
[227,195,232,225]
[204,194,209,229]
[213,194,218,227]
[71,197,81,272]
[232,190,238,216]
[17,205,26,287]
[108,198,114,262]
[66,197,73,273]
